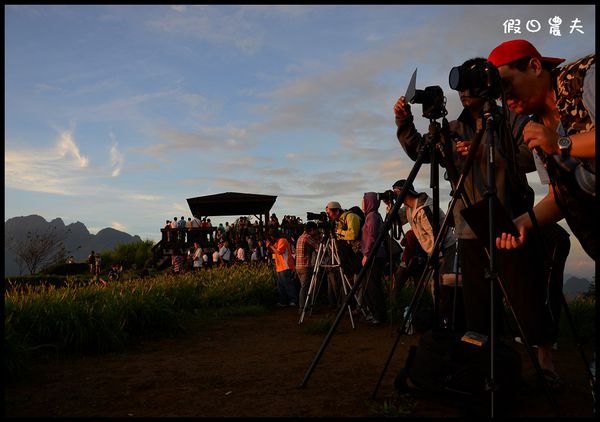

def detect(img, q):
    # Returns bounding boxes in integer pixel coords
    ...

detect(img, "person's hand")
[455,139,472,157]
[362,255,367,266]
[495,220,528,250]
[522,121,560,155]
[394,96,412,119]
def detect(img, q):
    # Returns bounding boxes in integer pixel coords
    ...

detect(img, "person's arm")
[394,96,429,162]
[496,186,563,249]
[523,122,596,158]
[307,235,320,250]
[414,208,435,256]
[509,111,537,172]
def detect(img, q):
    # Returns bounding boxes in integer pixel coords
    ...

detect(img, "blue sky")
[4,5,596,278]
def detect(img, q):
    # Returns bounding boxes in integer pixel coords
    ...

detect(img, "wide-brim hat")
[488,39,565,68]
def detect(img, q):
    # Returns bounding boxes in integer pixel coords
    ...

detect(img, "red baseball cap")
[488,39,565,68]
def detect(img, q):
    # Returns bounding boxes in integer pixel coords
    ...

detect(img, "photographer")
[295,221,320,313]
[325,201,363,308]
[394,58,561,386]
[488,39,596,261]
[325,201,363,272]
[360,192,388,325]
[386,179,462,330]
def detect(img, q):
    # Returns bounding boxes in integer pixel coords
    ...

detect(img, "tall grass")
[4,265,277,382]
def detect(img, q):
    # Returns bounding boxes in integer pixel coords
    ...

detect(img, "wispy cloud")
[5,128,90,195]
[145,7,265,55]
[109,133,124,177]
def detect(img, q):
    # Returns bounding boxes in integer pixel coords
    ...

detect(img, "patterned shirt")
[295,232,320,269]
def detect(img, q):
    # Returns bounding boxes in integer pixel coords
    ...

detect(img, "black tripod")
[298,230,364,327]
[371,100,561,416]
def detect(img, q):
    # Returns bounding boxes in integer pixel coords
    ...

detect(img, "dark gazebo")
[186,192,278,224]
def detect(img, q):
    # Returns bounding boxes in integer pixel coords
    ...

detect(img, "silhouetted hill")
[563,275,593,300]
[5,215,142,276]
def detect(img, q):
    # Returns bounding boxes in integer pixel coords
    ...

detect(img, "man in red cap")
[489,39,596,260]
[489,39,595,390]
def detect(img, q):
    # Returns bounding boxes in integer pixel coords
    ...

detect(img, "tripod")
[298,231,363,327]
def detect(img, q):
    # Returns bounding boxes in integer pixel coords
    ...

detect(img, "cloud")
[141,124,251,158]
[109,133,124,177]
[56,128,89,168]
[145,7,265,55]
[110,221,128,232]
[130,194,164,201]
[5,128,91,195]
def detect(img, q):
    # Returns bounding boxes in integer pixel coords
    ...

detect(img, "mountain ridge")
[5,214,144,276]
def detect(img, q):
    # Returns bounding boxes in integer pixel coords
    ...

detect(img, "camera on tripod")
[448,60,502,100]
[377,190,396,203]
[405,69,447,120]
[306,211,334,231]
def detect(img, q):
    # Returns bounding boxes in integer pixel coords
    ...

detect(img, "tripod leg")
[299,243,326,324]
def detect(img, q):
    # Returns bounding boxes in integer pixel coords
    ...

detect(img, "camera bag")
[395,328,522,415]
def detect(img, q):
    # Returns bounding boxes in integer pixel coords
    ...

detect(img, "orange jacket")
[272,237,295,272]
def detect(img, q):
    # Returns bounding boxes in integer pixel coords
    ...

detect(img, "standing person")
[295,221,320,313]
[177,216,186,242]
[394,57,560,385]
[487,40,596,260]
[87,251,96,274]
[94,253,102,276]
[360,192,388,325]
[164,220,172,242]
[192,242,203,272]
[219,240,231,267]
[387,180,462,330]
[236,243,246,264]
[172,248,185,274]
[212,247,220,269]
[266,228,298,307]
[325,201,363,307]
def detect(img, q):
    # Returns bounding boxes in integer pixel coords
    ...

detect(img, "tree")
[6,225,68,275]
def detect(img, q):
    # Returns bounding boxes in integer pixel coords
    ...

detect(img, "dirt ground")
[4,306,595,417]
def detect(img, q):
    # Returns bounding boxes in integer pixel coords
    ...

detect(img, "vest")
[555,54,595,137]
[543,55,597,260]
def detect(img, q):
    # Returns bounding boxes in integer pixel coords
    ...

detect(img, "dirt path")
[4,306,595,417]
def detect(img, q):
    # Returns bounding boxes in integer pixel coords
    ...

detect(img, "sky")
[4,5,596,279]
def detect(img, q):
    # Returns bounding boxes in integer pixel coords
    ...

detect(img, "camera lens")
[448,66,462,91]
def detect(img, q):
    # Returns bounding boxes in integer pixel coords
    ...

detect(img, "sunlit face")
[497,59,545,115]
[325,207,339,221]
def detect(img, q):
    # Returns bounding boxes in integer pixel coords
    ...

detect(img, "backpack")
[347,206,365,239]
[395,329,522,416]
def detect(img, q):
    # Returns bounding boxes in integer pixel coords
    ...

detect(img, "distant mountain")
[4,215,143,276]
[563,275,593,300]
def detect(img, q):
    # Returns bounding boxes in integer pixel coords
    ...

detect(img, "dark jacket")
[361,192,387,259]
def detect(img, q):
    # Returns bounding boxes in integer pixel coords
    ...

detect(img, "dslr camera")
[449,60,502,99]
[377,190,396,203]
[306,211,334,231]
